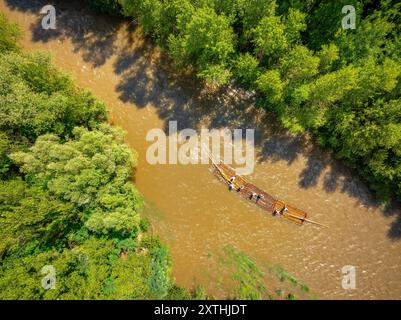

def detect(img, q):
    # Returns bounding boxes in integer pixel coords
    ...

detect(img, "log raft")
[212,161,326,227]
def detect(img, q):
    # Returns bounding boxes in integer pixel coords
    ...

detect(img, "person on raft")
[273,209,281,216]
[237,185,245,192]
[280,207,289,214]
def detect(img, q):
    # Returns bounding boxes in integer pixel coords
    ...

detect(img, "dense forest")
[0,13,193,299]
[87,0,401,204]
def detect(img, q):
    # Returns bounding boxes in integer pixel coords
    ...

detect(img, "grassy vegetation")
[218,245,315,300]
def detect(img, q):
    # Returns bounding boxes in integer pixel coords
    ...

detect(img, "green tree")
[232,53,260,87]
[306,0,361,50]
[283,8,306,44]
[147,246,172,299]
[168,6,235,84]
[280,45,320,84]
[0,52,107,142]
[252,15,288,62]
[0,13,21,53]
[318,44,340,73]
[11,125,142,236]
[0,133,12,177]
[256,70,284,105]
[237,0,277,39]
[0,179,79,258]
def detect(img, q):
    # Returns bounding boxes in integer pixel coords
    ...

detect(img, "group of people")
[227,175,288,218]
[250,192,264,203]
[273,206,288,217]
[228,176,264,202]
[228,176,245,192]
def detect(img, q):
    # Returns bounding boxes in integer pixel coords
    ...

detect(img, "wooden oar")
[283,211,328,228]
[201,144,232,184]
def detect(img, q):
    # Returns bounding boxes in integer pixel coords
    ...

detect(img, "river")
[2,0,401,299]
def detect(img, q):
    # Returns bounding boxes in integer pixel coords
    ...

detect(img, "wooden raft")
[213,162,316,226]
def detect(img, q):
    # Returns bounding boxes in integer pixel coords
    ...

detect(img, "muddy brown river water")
[2,0,401,299]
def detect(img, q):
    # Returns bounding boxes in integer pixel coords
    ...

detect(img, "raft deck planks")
[214,162,307,225]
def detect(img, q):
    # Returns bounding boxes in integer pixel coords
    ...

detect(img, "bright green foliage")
[252,15,288,62]
[159,0,194,43]
[168,6,235,84]
[108,251,152,299]
[232,53,260,87]
[278,65,359,131]
[280,45,320,84]
[0,52,107,142]
[308,65,359,110]
[318,44,340,73]
[0,132,12,177]
[122,0,163,38]
[13,53,72,95]
[147,246,172,299]
[237,0,277,38]
[107,237,174,299]
[322,98,401,200]
[0,179,79,258]
[197,64,231,85]
[0,250,61,299]
[251,7,306,64]
[0,13,21,53]
[283,8,306,44]
[11,125,141,236]
[256,70,284,105]
[208,0,238,20]
[1,238,119,299]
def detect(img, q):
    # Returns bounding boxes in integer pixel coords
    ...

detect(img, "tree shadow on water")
[6,0,124,68]
[388,215,401,239]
